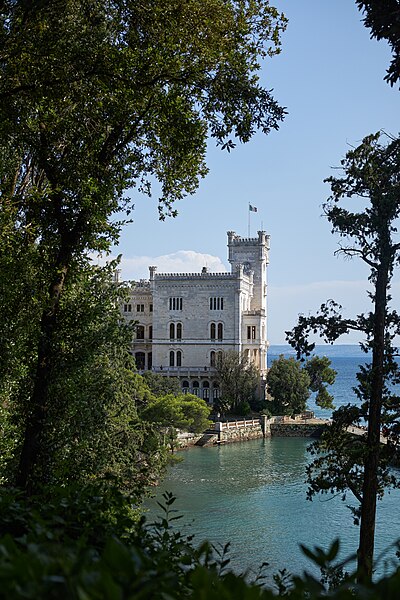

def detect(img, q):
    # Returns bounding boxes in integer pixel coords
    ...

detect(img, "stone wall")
[270,423,327,438]
[176,431,203,449]
[220,424,264,443]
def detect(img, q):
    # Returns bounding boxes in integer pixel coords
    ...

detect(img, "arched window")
[149,325,153,340]
[169,351,175,367]
[192,381,200,396]
[136,325,145,340]
[147,352,152,370]
[210,351,216,367]
[213,383,220,399]
[217,323,223,340]
[202,381,210,400]
[176,323,182,339]
[182,381,189,394]
[135,352,145,370]
[169,323,175,339]
[210,323,216,340]
[176,350,182,367]
[217,351,223,367]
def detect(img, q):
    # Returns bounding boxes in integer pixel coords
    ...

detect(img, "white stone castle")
[121,230,269,403]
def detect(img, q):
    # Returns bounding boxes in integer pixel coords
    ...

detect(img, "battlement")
[227,230,269,248]
[154,272,235,280]
[127,280,151,290]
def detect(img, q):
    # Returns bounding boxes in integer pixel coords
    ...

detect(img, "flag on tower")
[249,204,258,212]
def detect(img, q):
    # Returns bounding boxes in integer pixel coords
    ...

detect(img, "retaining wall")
[270,423,327,438]
[220,424,264,444]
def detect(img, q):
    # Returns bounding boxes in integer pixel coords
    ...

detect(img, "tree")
[304,355,337,410]
[267,355,311,416]
[0,262,165,499]
[286,132,400,582]
[356,1,400,86]
[0,1,287,491]
[215,351,261,413]
[140,393,211,450]
[142,371,181,397]
[267,355,336,415]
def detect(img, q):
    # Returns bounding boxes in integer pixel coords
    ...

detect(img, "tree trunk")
[15,257,69,493]
[357,258,389,582]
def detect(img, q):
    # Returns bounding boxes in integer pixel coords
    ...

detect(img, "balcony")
[152,366,217,376]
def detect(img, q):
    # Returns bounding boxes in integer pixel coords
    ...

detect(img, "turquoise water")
[147,346,400,580]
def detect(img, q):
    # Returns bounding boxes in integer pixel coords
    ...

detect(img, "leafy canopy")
[267,355,336,415]
[215,350,262,413]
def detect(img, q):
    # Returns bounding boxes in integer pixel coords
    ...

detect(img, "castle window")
[136,304,144,312]
[192,381,199,396]
[217,323,223,341]
[149,326,153,340]
[124,304,132,312]
[150,304,153,312]
[217,351,223,367]
[169,351,175,367]
[202,381,210,400]
[176,350,182,367]
[182,380,189,394]
[147,352,152,370]
[210,351,216,367]
[210,323,216,340]
[135,352,145,370]
[169,323,175,340]
[169,297,183,310]
[213,383,220,399]
[176,323,182,339]
[136,325,145,340]
[210,297,224,310]
[247,325,256,340]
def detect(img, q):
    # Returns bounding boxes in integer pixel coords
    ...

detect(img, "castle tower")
[227,231,270,373]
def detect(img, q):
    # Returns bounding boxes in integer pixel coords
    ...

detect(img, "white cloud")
[93,250,227,280]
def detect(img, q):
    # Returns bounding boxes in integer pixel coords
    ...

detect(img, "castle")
[121,230,269,403]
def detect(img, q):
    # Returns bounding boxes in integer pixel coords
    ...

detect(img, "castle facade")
[121,230,269,403]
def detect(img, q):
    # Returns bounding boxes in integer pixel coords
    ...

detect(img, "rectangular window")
[169,297,183,311]
[247,326,256,340]
[124,304,132,312]
[150,304,153,312]
[136,304,144,312]
[210,297,224,310]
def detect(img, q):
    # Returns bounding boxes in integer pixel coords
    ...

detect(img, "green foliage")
[356,1,400,86]
[142,371,182,397]
[0,264,166,496]
[304,355,337,409]
[216,350,261,413]
[266,354,336,415]
[267,355,311,416]
[141,393,212,434]
[0,0,287,491]
[286,132,400,580]
[236,401,252,416]
[0,487,400,599]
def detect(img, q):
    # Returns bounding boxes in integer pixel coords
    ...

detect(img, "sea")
[267,344,370,419]
[146,345,400,581]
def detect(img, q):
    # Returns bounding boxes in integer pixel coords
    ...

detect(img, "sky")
[109,0,399,345]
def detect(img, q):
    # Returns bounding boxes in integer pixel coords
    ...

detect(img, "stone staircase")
[195,429,218,447]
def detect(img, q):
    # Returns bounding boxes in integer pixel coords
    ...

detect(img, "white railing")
[219,419,260,430]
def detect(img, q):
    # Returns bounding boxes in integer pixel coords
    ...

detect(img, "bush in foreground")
[1,486,400,599]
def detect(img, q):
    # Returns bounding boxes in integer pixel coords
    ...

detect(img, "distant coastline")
[268,344,371,361]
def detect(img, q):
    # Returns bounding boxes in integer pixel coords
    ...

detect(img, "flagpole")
[248,204,250,238]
